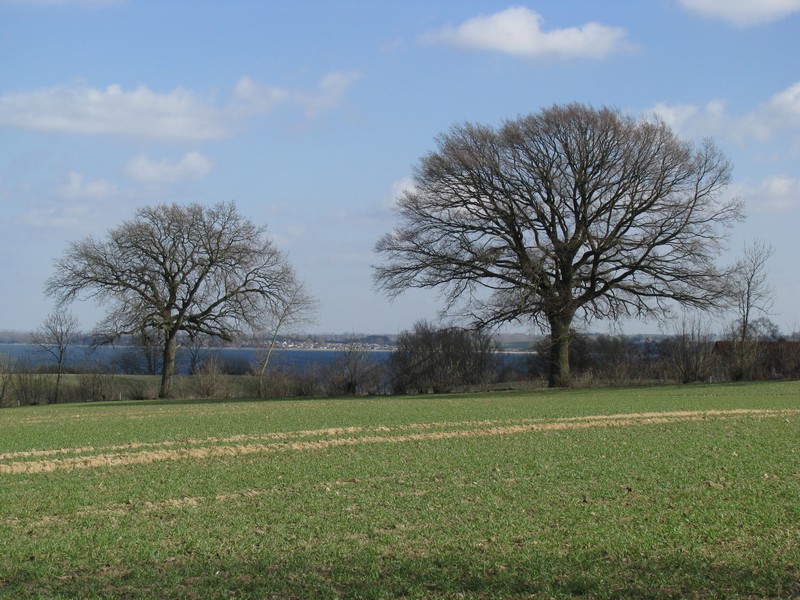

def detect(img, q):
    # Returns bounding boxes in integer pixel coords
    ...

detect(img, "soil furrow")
[2,408,795,475]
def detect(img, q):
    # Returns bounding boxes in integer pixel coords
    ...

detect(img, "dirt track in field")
[1,408,797,475]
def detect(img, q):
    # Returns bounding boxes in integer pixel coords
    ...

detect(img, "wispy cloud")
[385,177,415,208]
[678,0,800,26]
[736,175,800,213]
[300,71,362,119]
[0,83,230,141]
[20,171,120,231]
[421,7,629,60]
[57,171,117,200]
[649,99,728,138]
[648,81,800,142]
[124,151,214,184]
[0,0,126,6]
[231,77,290,116]
[0,72,362,141]
[230,71,362,125]
[741,81,800,140]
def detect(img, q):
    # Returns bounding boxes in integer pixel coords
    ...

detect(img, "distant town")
[0,329,668,353]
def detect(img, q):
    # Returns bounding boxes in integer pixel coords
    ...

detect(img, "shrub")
[192,358,232,399]
[389,321,499,394]
[323,341,386,396]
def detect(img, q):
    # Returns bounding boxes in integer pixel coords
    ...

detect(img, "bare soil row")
[2,408,796,475]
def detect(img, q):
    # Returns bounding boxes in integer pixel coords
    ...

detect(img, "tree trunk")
[257,330,280,398]
[53,368,63,404]
[159,332,178,399]
[548,314,573,388]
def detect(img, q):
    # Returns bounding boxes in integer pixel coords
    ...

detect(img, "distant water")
[0,343,529,376]
[0,343,390,375]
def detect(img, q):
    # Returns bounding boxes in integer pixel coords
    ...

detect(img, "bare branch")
[32,309,80,403]
[45,201,314,398]
[374,104,742,387]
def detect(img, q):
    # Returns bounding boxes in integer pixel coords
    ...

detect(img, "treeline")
[2,319,799,407]
[531,328,800,386]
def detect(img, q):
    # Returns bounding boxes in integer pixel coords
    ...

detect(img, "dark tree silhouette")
[375,104,742,387]
[46,201,310,398]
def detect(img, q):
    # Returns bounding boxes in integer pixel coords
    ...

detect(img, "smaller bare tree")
[727,241,774,380]
[33,309,79,403]
[252,281,317,397]
[46,202,310,399]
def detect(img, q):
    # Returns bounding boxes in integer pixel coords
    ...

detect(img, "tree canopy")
[374,104,742,387]
[46,201,311,398]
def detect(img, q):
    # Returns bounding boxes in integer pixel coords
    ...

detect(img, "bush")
[291,366,323,397]
[255,367,294,399]
[254,366,323,399]
[127,380,160,401]
[662,319,715,383]
[192,358,232,398]
[11,368,51,406]
[389,321,499,394]
[323,341,386,396]
[0,353,12,407]
[75,371,117,402]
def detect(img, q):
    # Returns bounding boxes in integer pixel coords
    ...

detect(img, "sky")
[1,0,799,337]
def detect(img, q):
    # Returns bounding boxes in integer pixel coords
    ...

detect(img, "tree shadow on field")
[5,547,799,599]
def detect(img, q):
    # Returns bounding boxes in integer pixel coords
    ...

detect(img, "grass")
[1,381,799,598]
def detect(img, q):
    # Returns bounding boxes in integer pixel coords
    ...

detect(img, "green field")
[1,382,799,599]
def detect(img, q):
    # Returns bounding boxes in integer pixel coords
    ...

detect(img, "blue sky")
[1,0,799,336]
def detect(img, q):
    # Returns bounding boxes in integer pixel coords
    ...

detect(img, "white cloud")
[421,7,629,60]
[741,81,800,140]
[58,171,117,200]
[678,0,800,26]
[21,172,119,231]
[649,81,800,142]
[385,177,416,207]
[232,76,290,115]
[649,99,728,138]
[299,71,363,119]
[124,151,214,185]
[0,83,230,140]
[20,202,92,230]
[231,71,361,124]
[0,73,361,141]
[742,175,800,212]
[768,81,800,119]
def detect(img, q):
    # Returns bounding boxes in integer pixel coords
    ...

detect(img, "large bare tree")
[375,104,742,387]
[46,201,310,398]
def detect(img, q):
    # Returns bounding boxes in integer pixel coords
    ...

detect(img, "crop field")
[1,382,799,599]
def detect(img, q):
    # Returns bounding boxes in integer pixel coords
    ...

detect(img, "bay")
[0,343,390,375]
